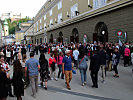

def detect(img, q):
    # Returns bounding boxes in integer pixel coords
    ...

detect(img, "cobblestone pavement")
[7,52,133,100]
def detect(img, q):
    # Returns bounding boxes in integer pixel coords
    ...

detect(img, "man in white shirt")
[73,48,79,69]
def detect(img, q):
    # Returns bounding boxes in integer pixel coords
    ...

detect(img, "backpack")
[40,61,48,70]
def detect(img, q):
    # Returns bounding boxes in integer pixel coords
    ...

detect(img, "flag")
[119,39,122,47]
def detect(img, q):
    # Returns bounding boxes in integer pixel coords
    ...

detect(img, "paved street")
[7,52,133,100]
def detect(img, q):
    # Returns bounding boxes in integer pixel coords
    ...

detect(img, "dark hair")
[79,49,85,59]
[30,52,34,57]
[50,53,54,57]
[13,60,23,72]
[0,55,4,59]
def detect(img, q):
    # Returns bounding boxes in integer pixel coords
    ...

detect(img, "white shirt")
[6,51,11,57]
[73,50,79,60]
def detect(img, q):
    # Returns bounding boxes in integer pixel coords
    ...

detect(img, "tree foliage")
[7,16,31,34]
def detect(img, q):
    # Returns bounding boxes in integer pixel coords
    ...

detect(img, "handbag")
[79,56,85,65]
[72,69,76,74]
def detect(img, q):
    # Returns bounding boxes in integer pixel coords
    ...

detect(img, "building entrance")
[93,22,108,43]
[70,28,79,43]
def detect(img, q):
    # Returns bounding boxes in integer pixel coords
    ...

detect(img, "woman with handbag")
[78,49,88,86]
[49,53,57,81]
[12,60,24,100]
[39,54,49,90]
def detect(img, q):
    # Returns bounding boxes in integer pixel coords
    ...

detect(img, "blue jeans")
[80,69,87,84]
[58,64,64,78]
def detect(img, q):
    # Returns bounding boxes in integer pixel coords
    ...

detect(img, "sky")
[0,0,47,18]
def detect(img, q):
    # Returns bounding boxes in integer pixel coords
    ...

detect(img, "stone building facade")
[26,0,133,44]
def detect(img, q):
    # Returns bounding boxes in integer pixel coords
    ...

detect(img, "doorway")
[70,28,79,43]
[93,22,108,43]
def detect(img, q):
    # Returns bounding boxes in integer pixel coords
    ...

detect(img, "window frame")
[71,3,78,18]
[58,13,62,23]
[49,9,53,16]
[58,0,62,10]
[44,15,46,20]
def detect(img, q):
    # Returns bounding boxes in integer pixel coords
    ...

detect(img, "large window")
[88,0,90,5]
[44,23,46,29]
[44,15,46,20]
[40,25,42,32]
[37,22,38,32]
[49,9,52,16]
[50,19,53,27]
[40,18,42,23]
[58,0,62,10]
[71,4,78,18]
[40,38,42,44]
[93,0,107,8]
[58,13,62,23]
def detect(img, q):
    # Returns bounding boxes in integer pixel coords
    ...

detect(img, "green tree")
[7,16,31,34]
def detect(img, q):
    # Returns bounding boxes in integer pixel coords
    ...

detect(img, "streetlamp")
[102,31,105,35]
[102,31,105,45]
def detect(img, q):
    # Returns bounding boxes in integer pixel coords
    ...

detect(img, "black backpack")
[40,61,48,70]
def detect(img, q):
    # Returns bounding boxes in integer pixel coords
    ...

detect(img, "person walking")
[124,45,130,67]
[98,44,106,83]
[0,55,14,97]
[21,54,29,88]
[89,50,100,88]
[35,45,39,55]
[39,54,49,90]
[12,60,24,100]
[78,50,88,86]
[6,48,11,65]
[25,52,40,98]
[73,48,79,69]
[18,49,22,61]
[112,48,120,77]
[0,64,10,100]
[62,50,73,90]
[57,52,64,79]
[49,53,57,80]
[21,45,26,58]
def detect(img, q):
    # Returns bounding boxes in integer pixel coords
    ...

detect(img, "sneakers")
[55,78,58,81]
[84,82,87,85]
[113,75,119,78]
[82,82,87,86]
[92,85,98,88]
[101,80,106,84]
[82,83,85,86]
[31,94,36,98]
[9,94,14,97]
[51,77,54,80]
[67,87,71,90]
[44,87,47,90]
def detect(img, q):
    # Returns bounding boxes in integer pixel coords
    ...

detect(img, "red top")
[49,57,56,67]
[57,56,63,65]
[124,48,130,56]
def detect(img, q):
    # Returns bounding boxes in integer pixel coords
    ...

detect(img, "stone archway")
[58,32,63,43]
[93,22,108,43]
[70,28,79,43]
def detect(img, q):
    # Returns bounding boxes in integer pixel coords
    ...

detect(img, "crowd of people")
[0,41,133,100]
